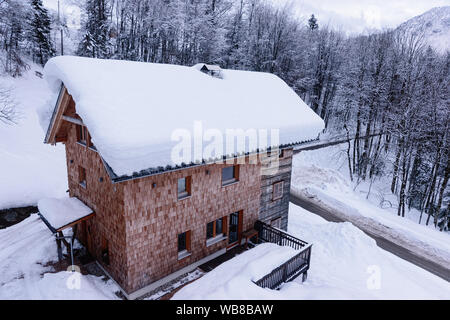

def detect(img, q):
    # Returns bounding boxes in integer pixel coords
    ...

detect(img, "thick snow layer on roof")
[38,197,93,230]
[44,56,325,176]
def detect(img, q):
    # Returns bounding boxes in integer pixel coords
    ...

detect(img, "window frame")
[78,166,87,188]
[221,165,239,186]
[177,176,192,200]
[272,181,284,201]
[270,217,282,229]
[76,124,87,145]
[177,230,192,260]
[206,217,227,247]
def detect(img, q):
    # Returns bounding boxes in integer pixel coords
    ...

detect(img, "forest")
[0,0,449,230]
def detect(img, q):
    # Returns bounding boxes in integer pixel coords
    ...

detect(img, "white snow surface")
[37,197,93,229]
[173,204,450,300]
[0,214,119,299]
[172,243,299,300]
[0,66,67,210]
[43,56,325,176]
[291,145,450,270]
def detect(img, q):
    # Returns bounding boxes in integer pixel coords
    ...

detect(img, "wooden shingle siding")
[121,160,261,293]
[65,123,129,290]
[258,148,293,230]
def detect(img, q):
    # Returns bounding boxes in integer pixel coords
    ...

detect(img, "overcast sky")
[276,0,450,34]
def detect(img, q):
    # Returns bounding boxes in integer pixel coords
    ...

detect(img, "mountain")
[396,6,450,54]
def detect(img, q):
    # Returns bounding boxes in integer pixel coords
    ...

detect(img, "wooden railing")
[253,220,312,289]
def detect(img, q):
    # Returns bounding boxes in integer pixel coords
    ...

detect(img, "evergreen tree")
[77,0,111,58]
[28,0,55,65]
[308,14,318,30]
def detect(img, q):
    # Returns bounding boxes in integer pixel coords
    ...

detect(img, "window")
[101,237,110,265]
[178,231,191,260]
[79,166,86,188]
[222,165,239,186]
[177,176,191,199]
[87,131,96,150]
[271,217,282,229]
[206,218,226,241]
[76,124,87,145]
[272,181,284,201]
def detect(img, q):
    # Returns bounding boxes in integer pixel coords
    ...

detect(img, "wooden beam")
[62,115,84,126]
[56,212,96,232]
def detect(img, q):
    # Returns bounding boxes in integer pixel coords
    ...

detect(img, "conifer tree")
[308,14,319,30]
[28,0,55,65]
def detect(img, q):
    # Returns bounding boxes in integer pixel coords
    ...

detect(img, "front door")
[228,211,242,248]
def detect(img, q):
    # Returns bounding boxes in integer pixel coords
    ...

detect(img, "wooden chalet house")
[40,56,325,299]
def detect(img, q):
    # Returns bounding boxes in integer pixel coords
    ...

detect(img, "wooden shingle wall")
[65,123,129,290]
[121,161,261,293]
[258,148,293,230]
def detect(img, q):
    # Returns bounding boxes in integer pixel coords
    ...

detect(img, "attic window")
[76,124,87,145]
[199,64,222,79]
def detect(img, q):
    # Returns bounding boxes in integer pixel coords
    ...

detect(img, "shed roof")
[37,197,94,232]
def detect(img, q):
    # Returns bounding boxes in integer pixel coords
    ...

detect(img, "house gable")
[45,85,84,145]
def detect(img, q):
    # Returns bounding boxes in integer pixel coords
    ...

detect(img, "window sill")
[222,180,239,187]
[79,182,86,189]
[177,250,191,261]
[177,194,191,201]
[206,235,227,247]
[88,146,97,152]
[76,141,87,148]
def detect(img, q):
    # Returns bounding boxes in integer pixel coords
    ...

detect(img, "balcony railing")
[253,220,312,290]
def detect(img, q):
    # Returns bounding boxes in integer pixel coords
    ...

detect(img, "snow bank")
[174,204,450,300]
[291,147,450,271]
[37,197,93,229]
[285,204,450,299]
[0,215,119,299]
[43,56,325,176]
[172,243,299,300]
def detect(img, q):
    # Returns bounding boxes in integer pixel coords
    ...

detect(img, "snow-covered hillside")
[396,6,450,54]
[0,66,67,209]
[291,145,450,269]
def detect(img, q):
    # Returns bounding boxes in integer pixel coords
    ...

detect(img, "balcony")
[253,220,312,289]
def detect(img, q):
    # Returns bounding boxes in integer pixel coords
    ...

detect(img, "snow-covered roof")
[43,56,325,177]
[38,197,94,231]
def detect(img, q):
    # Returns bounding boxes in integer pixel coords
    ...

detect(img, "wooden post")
[56,236,63,261]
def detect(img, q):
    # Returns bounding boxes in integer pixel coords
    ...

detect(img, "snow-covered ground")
[1,204,448,299]
[0,67,67,210]
[291,145,450,269]
[173,203,450,300]
[0,214,119,299]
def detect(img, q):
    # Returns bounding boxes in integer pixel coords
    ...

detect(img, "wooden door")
[227,211,243,249]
